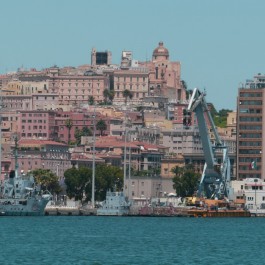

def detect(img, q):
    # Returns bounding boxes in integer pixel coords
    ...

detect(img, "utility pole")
[123,127,127,194]
[91,106,96,208]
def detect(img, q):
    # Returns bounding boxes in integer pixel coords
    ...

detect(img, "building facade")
[113,69,149,105]
[237,75,264,179]
[141,41,184,101]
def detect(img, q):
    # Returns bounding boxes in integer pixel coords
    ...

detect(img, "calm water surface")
[0,216,264,265]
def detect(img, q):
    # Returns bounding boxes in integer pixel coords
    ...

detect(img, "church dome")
[152,41,169,60]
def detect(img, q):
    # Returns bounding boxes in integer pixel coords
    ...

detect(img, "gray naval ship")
[0,171,52,216]
[0,138,52,216]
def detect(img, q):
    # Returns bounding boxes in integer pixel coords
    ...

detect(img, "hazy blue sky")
[1,0,265,110]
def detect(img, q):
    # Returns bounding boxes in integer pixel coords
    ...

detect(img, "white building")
[231,178,265,215]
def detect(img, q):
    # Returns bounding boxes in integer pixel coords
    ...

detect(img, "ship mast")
[91,105,96,208]
[0,90,2,180]
[14,136,19,178]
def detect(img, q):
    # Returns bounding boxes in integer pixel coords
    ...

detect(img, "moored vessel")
[0,138,52,216]
[97,190,130,216]
[0,172,52,216]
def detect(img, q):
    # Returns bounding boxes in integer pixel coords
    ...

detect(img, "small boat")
[97,190,130,216]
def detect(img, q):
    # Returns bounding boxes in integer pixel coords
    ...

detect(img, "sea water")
[0,216,264,265]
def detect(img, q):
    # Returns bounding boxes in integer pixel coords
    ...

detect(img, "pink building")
[9,139,71,180]
[54,110,110,143]
[47,67,109,106]
[18,110,56,140]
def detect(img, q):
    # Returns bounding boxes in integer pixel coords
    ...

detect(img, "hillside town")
[0,41,264,216]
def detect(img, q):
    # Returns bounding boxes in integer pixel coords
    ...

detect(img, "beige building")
[113,69,149,105]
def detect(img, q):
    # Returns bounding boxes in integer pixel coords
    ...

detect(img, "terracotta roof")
[94,136,167,150]
[18,139,67,147]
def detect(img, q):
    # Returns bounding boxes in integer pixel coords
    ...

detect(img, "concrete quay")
[45,206,96,216]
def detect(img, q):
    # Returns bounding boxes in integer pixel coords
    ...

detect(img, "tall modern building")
[237,74,265,179]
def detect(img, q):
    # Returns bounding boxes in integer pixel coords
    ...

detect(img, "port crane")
[186,88,231,200]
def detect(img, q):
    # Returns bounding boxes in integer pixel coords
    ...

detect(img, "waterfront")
[1,217,265,264]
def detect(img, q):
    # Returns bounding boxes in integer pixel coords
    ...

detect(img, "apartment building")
[237,74,265,179]
[54,109,110,143]
[18,110,57,140]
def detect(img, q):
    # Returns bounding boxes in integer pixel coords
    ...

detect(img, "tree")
[92,164,123,201]
[64,164,123,203]
[88,96,95,105]
[181,80,187,90]
[103,89,110,104]
[65,119,73,144]
[82,126,92,136]
[64,167,92,203]
[74,127,93,146]
[213,108,233,128]
[96,119,107,136]
[171,166,200,197]
[74,128,82,145]
[122,89,133,105]
[108,90,115,103]
[32,168,61,194]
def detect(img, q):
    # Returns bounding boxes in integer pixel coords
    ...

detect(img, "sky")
[1,0,265,110]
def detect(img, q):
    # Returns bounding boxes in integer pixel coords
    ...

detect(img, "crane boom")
[187,88,231,200]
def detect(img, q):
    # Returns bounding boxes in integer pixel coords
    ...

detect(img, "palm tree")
[123,89,133,105]
[88,96,95,105]
[108,90,115,103]
[65,119,73,144]
[96,119,107,136]
[103,89,110,104]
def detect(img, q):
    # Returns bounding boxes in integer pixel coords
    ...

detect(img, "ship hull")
[0,197,50,216]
